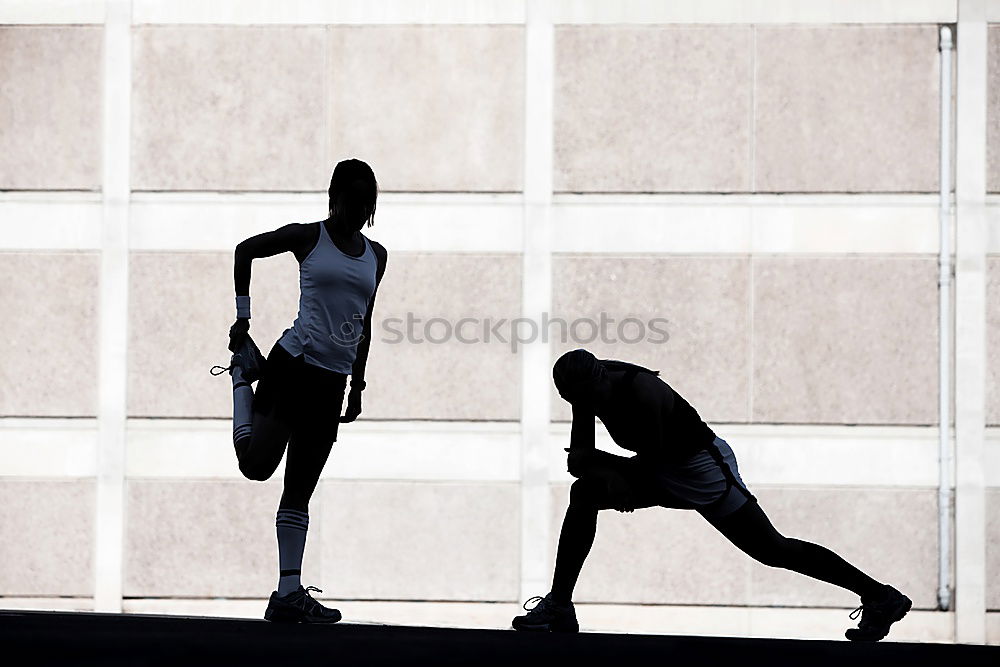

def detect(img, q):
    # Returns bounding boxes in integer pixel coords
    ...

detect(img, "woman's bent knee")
[239,459,273,482]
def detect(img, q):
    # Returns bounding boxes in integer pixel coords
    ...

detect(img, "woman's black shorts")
[253,340,348,436]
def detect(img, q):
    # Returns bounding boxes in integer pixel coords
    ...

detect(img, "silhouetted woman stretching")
[513,349,911,642]
[213,159,387,623]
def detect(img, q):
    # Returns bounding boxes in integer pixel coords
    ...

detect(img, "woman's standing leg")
[273,421,338,596]
[263,370,346,623]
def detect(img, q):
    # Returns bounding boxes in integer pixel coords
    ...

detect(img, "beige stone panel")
[755,26,939,192]
[988,258,1000,425]
[125,480,300,597]
[989,489,1000,610]
[0,27,102,189]
[321,481,520,601]
[0,252,99,417]
[128,251,299,417]
[0,480,94,596]
[749,488,938,609]
[753,257,938,425]
[362,253,521,421]
[554,26,751,193]
[989,26,1000,193]
[132,26,326,191]
[328,26,523,192]
[549,484,752,605]
[550,256,750,424]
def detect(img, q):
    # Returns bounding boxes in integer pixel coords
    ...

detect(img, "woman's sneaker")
[512,593,579,633]
[210,334,267,383]
[264,585,342,624]
[845,584,912,642]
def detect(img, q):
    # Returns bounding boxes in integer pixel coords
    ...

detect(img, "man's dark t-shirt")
[571,369,716,464]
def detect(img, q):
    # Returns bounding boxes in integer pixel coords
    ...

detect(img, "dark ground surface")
[1,609,997,667]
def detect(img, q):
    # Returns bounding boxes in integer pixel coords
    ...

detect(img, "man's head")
[552,349,614,410]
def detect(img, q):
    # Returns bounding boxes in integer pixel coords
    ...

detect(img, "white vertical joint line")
[749,24,756,193]
[936,23,954,613]
[747,25,757,422]
[95,0,132,614]
[747,254,755,423]
[520,0,554,603]
[953,0,987,645]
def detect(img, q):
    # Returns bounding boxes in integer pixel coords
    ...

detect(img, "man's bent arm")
[568,404,596,451]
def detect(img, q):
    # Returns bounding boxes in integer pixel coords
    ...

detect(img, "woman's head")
[328,159,378,231]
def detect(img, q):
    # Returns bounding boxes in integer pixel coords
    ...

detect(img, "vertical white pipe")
[936,24,953,614]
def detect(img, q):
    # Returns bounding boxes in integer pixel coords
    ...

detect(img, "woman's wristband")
[236,295,251,319]
[350,379,366,391]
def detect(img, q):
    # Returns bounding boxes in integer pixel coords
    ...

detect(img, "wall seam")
[94,0,132,613]
[750,23,757,193]
[953,0,989,643]
[520,0,554,603]
[748,254,755,423]
[748,19,757,422]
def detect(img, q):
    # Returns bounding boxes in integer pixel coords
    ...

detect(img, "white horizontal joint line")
[0,0,958,24]
[0,193,973,254]
[4,419,998,487]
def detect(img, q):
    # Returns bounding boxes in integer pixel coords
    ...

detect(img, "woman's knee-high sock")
[231,365,254,461]
[275,508,309,596]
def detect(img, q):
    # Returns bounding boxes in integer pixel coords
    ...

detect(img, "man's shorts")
[616,437,754,520]
[647,437,754,520]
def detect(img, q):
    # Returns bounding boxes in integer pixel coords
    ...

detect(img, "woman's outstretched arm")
[348,240,387,384]
[340,240,387,422]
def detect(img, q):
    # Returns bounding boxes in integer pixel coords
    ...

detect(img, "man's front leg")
[512,478,605,633]
[550,477,607,604]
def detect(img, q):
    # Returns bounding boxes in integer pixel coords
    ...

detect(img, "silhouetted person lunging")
[212,159,387,623]
[512,349,911,642]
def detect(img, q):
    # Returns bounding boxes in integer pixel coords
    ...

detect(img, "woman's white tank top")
[277,222,378,374]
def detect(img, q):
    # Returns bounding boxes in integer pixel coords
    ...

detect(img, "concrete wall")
[0,0,997,644]
[0,27,102,190]
[554,25,939,193]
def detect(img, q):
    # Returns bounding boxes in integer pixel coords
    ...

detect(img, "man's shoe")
[845,584,911,642]
[512,593,579,633]
[210,334,267,383]
[264,586,342,624]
